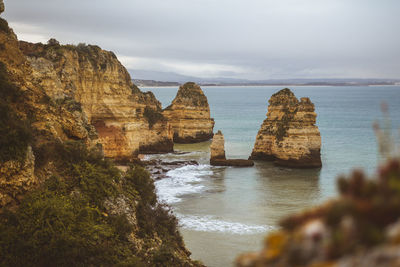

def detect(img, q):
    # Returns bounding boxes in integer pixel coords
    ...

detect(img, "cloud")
[3,0,400,79]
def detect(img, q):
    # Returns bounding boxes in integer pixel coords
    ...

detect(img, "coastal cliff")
[163,82,214,143]
[19,40,173,160]
[250,88,321,168]
[0,4,200,265]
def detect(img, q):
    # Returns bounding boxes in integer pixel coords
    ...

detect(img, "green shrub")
[0,18,10,33]
[143,107,164,129]
[0,62,33,163]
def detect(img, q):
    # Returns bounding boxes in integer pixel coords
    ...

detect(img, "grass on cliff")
[143,107,165,129]
[0,61,33,163]
[0,140,185,266]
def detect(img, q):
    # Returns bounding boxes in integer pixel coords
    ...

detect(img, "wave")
[155,164,213,204]
[176,214,273,235]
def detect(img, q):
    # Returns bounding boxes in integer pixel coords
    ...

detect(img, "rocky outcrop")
[210,130,226,160]
[163,82,214,143]
[0,5,200,266]
[236,159,400,267]
[250,88,321,168]
[19,41,173,160]
[210,130,254,167]
[0,14,99,209]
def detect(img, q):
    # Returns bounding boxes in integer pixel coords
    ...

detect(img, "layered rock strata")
[19,40,173,160]
[0,7,99,208]
[210,131,254,167]
[163,82,214,143]
[0,4,200,265]
[250,88,321,168]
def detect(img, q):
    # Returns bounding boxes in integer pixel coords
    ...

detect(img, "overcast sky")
[3,0,400,80]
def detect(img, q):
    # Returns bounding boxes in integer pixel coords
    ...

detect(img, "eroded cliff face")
[0,8,98,208]
[19,41,173,159]
[0,5,200,265]
[163,82,214,143]
[250,88,321,168]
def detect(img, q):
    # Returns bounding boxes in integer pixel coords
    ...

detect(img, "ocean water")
[143,86,400,267]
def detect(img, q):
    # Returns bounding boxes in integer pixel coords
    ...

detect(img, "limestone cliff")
[0,7,98,209]
[0,4,200,265]
[250,88,321,168]
[19,40,173,159]
[163,82,214,143]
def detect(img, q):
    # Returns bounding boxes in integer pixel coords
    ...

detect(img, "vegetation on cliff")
[0,141,196,266]
[0,7,199,265]
[0,62,33,163]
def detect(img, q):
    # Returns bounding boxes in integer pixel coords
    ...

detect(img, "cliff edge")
[0,4,201,265]
[250,88,321,168]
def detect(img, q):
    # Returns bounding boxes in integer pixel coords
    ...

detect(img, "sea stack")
[250,88,322,168]
[163,82,215,143]
[210,130,226,162]
[210,131,254,167]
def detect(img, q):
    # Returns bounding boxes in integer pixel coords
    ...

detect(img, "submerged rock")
[250,88,321,168]
[210,130,254,167]
[163,82,215,143]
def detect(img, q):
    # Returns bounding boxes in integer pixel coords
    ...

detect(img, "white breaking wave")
[177,214,273,235]
[155,164,212,204]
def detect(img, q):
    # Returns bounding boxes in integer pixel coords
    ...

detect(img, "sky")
[3,0,400,80]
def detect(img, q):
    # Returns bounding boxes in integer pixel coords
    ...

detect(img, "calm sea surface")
[142,86,400,267]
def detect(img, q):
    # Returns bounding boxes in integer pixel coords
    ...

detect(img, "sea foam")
[155,164,212,204]
[177,214,273,235]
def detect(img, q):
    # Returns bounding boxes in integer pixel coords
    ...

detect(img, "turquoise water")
[143,86,400,267]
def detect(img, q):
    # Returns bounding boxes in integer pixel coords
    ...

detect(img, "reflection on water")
[143,86,400,267]
[255,162,321,225]
[149,142,322,267]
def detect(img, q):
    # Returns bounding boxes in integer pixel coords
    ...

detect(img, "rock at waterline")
[163,82,215,143]
[250,88,322,168]
[210,130,254,167]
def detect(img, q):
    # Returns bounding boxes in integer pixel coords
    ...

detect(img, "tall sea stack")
[163,82,215,143]
[250,88,322,168]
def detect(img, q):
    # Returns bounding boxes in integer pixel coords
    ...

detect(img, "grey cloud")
[3,0,400,79]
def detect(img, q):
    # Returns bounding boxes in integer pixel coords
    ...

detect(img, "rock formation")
[19,40,173,160]
[250,88,321,168]
[210,130,226,161]
[236,159,400,267]
[163,82,214,143]
[0,4,200,265]
[210,131,254,167]
[0,10,99,208]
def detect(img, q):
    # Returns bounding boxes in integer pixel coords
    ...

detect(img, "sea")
[142,85,400,267]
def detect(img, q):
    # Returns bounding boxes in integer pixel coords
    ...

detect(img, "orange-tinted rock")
[19,41,173,159]
[163,82,214,143]
[210,130,254,167]
[250,88,321,168]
